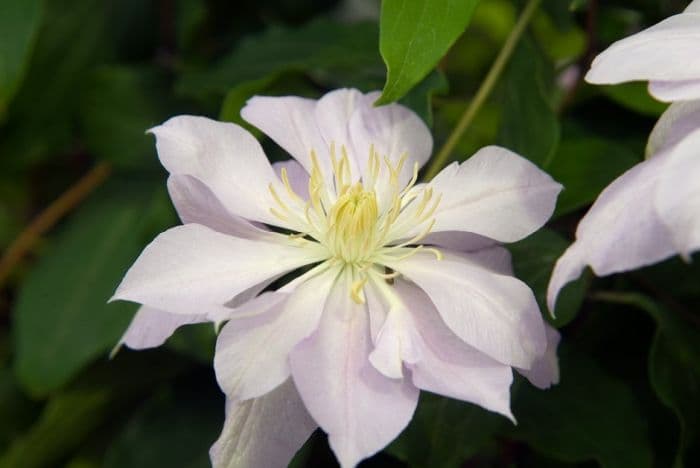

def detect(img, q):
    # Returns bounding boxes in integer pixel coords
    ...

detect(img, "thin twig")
[0,162,112,287]
[423,0,543,180]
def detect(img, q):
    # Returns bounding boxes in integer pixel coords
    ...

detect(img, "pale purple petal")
[421,231,498,252]
[214,269,339,401]
[649,79,700,102]
[546,155,677,312]
[424,146,562,243]
[647,100,700,155]
[118,306,209,350]
[273,159,310,200]
[241,95,335,179]
[210,379,316,468]
[655,128,700,257]
[386,252,547,369]
[290,275,419,468]
[546,243,587,313]
[349,92,432,187]
[112,224,325,314]
[149,115,283,226]
[167,175,273,239]
[443,246,514,276]
[517,324,561,389]
[585,13,700,85]
[366,279,514,420]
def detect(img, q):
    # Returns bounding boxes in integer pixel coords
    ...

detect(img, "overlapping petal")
[289,272,419,468]
[117,306,210,350]
[547,153,676,311]
[654,128,700,257]
[585,9,700,99]
[647,100,700,155]
[210,379,316,468]
[517,324,561,390]
[367,279,515,420]
[386,251,547,369]
[150,115,287,226]
[419,146,562,243]
[214,269,340,402]
[112,224,326,314]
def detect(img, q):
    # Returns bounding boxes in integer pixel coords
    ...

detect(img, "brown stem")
[0,162,112,287]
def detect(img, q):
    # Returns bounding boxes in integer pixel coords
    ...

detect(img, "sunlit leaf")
[377,0,480,104]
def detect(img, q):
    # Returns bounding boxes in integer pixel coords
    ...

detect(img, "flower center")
[327,183,379,263]
[267,143,443,303]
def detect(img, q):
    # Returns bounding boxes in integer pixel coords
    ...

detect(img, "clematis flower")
[548,2,700,312]
[548,123,700,312]
[585,0,700,102]
[112,89,562,467]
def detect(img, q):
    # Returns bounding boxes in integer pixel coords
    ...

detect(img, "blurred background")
[0,0,698,467]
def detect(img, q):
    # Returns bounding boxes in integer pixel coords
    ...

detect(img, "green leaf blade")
[378,0,480,104]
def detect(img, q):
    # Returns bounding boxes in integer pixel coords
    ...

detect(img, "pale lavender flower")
[548,2,700,312]
[585,0,700,102]
[112,89,562,468]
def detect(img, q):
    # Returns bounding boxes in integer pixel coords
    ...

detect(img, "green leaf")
[600,82,668,117]
[0,351,186,468]
[546,124,641,217]
[386,393,505,468]
[177,18,382,100]
[377,0,480,104]
[509,346,653,468]
[79,65,169,169]
[509,229,588,326]
[593,293,700,468]
[13,178,176,396]
[0,0,112,170]
[0,0,43,119]
[496,37,560,167]
[103,383,222,468]
[399,69,448,127]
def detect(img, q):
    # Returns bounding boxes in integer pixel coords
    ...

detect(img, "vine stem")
[0,162,112,287]
[423,0,543,180]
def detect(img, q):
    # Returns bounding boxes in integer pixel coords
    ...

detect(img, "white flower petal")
[422,231,498,253]
[365,281,422,379]
[546,243,587,313]
[517,324,561,389]
[687,0,700,13]
[215,269,340,401]
[387,252,547,369]
[112,224,325,314]
[241,95,335,179]
[118,306,209,350]
[647,100,700,156]
[649,78,700,102]
[443,246,514,276]
[425,146,562,242]
[392,280,514,420]
[655,128,700,257]
[273,159,310,200]
[585,13,700,85]
[149,115,283,226]
[289,274,419,468]
[167,175,274,239]
[546,154,677,312]
[350,92,432,182]
[210,379,316,468]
